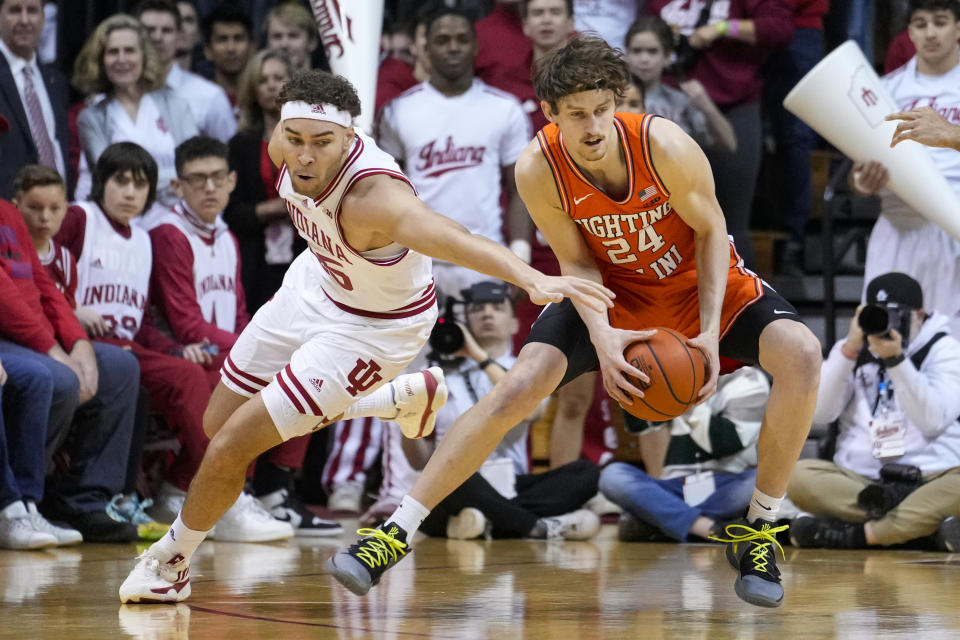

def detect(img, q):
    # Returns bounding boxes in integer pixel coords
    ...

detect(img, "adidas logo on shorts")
[310,378,324,393]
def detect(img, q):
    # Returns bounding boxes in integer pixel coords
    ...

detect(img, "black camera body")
[858,302,911,339]
[856,463,922,519]
[428,297,464,359]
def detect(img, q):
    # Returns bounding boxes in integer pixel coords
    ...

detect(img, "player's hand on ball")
[595,326,657,406]
[686,332,719,403]
[525,275,614,314]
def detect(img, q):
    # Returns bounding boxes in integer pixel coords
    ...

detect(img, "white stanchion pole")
[310,0,384,132]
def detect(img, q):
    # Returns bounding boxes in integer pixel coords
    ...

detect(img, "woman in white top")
[72,14,198,226]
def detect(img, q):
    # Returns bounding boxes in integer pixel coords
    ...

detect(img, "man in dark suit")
[0,0,70,198]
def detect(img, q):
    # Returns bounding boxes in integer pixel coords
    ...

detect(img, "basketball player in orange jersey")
[331,37,823,609]
[118,68,612,604]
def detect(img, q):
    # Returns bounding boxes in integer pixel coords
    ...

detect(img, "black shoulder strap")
[696,0,718,28]
[909,332,948,369]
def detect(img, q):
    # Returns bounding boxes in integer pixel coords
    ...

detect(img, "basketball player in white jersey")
[849,0,960,333]
[119,69,613,603]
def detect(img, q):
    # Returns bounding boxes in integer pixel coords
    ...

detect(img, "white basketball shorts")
[221,277,436,441]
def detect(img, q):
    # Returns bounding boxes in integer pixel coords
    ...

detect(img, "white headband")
[280,101,354,128]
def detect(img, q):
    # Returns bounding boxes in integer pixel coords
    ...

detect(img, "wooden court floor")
[2,522,960,639]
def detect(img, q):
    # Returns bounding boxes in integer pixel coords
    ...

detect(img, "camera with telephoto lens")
[856,463,922,519]
[428,297,463,359]
[858,302,911,338]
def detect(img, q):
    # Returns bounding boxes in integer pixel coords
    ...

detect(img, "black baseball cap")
[461,280,510,303]
[866,272,923,309]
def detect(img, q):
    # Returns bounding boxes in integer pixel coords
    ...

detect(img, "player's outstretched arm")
[514,141,654,406]
[649,118,729,400]
[348,175,615,314]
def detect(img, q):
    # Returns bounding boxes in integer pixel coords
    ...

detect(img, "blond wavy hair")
[72,14,165,96]
[236,49,294,133]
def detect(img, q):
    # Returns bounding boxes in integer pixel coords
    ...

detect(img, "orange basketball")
[619,327,706,422]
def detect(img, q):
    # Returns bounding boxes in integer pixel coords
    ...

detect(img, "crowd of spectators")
[1,0,958,560]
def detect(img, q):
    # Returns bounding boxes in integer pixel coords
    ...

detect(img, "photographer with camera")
[366,281,602,540]
[788,272,960,551]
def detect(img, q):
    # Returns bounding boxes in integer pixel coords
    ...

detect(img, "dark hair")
[520,0,574,19]
[625,15,674,54]
[13,165,65,196]
[90,142,158,214]
[202,2,252,43]
[133,0,182,30]
[278,70,362,118]
[423,5,476,36]
[175,136,229,175]
[908,0,960,20]
[533,35,630,112]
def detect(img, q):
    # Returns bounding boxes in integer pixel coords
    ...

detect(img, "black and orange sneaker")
[326,522,409,595]
[709,519,789,608]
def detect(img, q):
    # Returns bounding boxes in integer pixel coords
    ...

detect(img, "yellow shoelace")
[354,526,409,569]
[708,522,789,573]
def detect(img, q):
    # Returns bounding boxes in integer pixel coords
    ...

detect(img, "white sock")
[387,495,430,537]
[342,384,397,419]
[747,488,783,524]
[149,514,210,563]
[0,500,27,519]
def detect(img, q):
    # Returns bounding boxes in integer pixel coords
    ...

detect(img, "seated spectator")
[850,0,960,333]
[54,141,291,543]
[264,3,318,73]
[135,0,237,143]
[225,49,303,313]
[202,3,253,107]
[375,13,430,117]
[599,366,769,542]
[623,16,736,152]
[365,281,601,540]
[1,178,140,543]
[377,5,532,299]
[72,13,199,224]
[646,0,795,270]
[0,351,69,549]
[788,272,960,551]
[150,135,339,536]
[174,0,204,74]
[0,0,71,199]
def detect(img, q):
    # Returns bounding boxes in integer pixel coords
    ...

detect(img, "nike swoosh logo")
[773,309,794,315]
[754,502,772,510]
[573,193,593,205]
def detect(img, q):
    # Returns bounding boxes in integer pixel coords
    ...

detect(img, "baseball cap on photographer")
[460,281,511,304]
[865,272,923,309]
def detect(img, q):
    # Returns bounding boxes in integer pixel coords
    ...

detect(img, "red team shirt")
[536,112,762,341]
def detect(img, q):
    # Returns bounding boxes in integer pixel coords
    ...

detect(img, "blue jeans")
[0,340,140,515]
[0,351,54,510]
[599,462,757,541]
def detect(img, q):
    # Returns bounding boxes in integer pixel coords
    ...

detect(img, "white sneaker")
[327,481,363,513]
[147,483,187,525]
[0,501,58,549]
[119,550,191,603]
[392,366,447,438]
[208,492,294,542]
[259,487,343,537]
[584,492,622,517]
[25,502,82,546]
[446,507,488,540]
[541,509,601,541]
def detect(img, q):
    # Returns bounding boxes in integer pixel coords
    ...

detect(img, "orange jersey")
[536,112,762,339]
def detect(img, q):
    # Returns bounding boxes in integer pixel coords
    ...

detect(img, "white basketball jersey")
[74,201,153,339]
[884,57,960,197]
[276,128,435,318]
[377,79,531,246]
[152,203,241,331]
